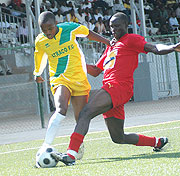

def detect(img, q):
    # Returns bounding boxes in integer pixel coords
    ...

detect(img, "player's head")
[110,12,128,40]
[38,11,58,39]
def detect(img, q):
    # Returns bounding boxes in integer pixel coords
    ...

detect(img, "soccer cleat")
[51,152,75,166]
[76,143,84,160]
[153,137,168,152]
[0,71,4,76]
[6,70,12,75]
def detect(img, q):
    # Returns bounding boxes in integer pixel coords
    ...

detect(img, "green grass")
[1,120,180,176]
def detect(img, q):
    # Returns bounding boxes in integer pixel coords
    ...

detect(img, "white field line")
[0,122,180,155]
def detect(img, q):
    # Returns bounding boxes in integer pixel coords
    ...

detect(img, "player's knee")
[79,105,93,120]
[111,135,125,144]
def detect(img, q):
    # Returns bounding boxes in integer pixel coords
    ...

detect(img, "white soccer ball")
[36,145,58,168]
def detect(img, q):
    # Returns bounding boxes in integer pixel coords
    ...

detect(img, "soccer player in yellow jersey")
[34,11,110,165]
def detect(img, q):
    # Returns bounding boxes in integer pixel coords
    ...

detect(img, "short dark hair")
[112,12,129,26]
[38,11,56,25]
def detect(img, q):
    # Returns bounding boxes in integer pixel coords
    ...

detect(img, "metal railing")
[145,34,180,94]
[0,6,30,55]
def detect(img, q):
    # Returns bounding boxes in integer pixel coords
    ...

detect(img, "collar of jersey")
[119,33,128,42]
[53,26,62,40]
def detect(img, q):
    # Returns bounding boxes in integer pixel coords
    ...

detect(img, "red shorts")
[102,81,133,120]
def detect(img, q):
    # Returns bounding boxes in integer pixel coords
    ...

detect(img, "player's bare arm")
[86,64,102,77]
[87,30,110,46]
[144,42,180,55]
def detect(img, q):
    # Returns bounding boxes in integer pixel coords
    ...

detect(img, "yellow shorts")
[50,76,91,96]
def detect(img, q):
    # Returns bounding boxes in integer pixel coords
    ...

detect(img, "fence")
[0,32,180,135]
[0,6,37,56]
[145,34,180,97]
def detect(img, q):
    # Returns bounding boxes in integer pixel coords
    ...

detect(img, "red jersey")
[96,33,148,90]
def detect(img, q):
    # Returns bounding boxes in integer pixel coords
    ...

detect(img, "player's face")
[110,16,127,41]
[40,21,58,39]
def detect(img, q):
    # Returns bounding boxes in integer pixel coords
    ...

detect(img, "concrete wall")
[133,61,158,102]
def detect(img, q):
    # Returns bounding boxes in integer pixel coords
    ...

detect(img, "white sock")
[154,137,159,147]
[44,112,65,145]
[67,150,78,158]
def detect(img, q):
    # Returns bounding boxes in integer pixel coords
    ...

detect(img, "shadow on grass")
[53,151,180,168]
[98,151,180,161]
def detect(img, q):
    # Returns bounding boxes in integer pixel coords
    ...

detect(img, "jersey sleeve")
[58,22,89,38]
[74,23,89,37]
[33,39,47,76]
[128,34,148,54]
[96,46,110,70]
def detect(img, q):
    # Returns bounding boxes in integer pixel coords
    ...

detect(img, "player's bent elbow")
[88,71,101,77]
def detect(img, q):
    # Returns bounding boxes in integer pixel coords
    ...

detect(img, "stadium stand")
[0,0,180,119]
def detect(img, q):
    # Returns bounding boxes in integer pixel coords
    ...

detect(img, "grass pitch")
[0,120,180,176]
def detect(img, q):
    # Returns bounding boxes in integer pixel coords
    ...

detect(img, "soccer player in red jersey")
[51,12,180,165]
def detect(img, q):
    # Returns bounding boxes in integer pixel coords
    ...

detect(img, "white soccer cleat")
[75,143,84,160]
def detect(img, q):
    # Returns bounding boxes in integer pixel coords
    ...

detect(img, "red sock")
[156,138,161,147]
[135,134,156,147]
[67,132,84,159]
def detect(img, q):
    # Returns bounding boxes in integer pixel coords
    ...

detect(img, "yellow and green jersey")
[34,22,89,86]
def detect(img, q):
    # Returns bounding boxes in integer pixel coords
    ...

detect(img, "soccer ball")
[36,145,58,168]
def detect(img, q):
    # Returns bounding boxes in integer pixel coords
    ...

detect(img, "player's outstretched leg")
[105,117,169,151]
[153,137,168,152]
[51,152,75,166]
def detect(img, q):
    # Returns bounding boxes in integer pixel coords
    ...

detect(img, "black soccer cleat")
[153,137,168,152]
[51,152,75,166]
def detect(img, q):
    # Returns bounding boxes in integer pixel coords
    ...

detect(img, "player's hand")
[34,76,45,83]
[174,42,180,52]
